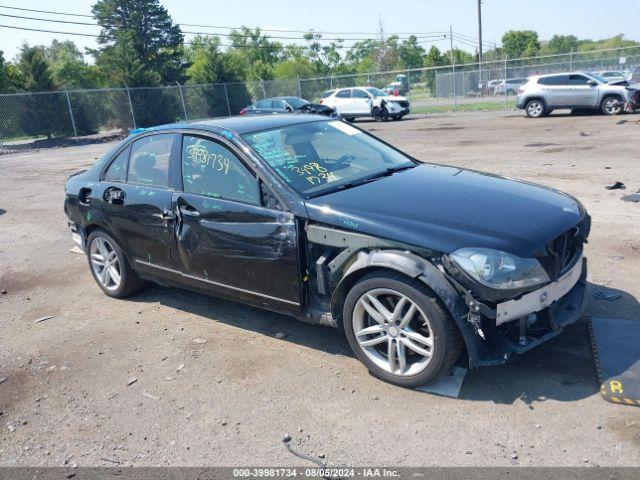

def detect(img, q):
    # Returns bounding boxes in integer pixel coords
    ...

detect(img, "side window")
[128,134,173,187]
[539,75,566,86]
[182,135,260,205]
[272,99,287,109]
[336,89,351,98]
[255,100,270,108]
[104,146,130,182]
[568,74,589,85]
[352,89,370,99]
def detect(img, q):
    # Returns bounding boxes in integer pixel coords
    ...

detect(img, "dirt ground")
[1,111,639,467]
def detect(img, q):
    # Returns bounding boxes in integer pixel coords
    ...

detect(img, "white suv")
[320,87,410,121]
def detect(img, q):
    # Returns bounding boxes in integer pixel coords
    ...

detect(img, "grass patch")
[412,101,517,114]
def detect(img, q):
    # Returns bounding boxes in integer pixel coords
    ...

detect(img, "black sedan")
[64,115,590,387]
[239,96,336,117]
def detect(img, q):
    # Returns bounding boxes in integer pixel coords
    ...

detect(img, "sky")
[0,0,638,61]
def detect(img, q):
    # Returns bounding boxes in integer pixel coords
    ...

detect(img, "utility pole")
[477,0,484,96]
[450,25,456,107]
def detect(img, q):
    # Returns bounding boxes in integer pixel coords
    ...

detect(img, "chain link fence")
[1,45,638,153]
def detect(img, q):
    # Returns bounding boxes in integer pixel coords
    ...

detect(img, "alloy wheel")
[352,288,434,376]
[527,101,543,117]
[89,237,121,291]
[603,97,622,115]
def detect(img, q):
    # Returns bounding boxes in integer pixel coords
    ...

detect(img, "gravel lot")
[1,111,639,467]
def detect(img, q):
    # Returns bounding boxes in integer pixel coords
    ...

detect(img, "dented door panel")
[173,192,301,305]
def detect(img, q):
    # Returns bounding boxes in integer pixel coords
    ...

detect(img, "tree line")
[0,0,637,96]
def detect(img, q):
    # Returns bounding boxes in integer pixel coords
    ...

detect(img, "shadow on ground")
[132,283,639,406]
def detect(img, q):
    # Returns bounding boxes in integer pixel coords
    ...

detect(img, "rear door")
[331,89,352,114]
[99,132,180,276]
[172,133,301,311]
[539,75,571,107]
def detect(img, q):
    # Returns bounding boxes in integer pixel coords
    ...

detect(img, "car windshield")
[242,120,415,198]
[285,97,308,108]
[366,87,388,97]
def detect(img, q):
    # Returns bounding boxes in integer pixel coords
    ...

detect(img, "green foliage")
[542,35,579,54]
[91,0,185,86]
[399,36,426,69]
[303,33,346,76]
[501,30,540,58]
[423,46,446,95]
[228,27,283,81]
[46,40,97,89]
[16,44,71,138]
[577,34,638,52]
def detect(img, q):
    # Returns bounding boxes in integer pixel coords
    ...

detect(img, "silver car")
[516,72,631,118]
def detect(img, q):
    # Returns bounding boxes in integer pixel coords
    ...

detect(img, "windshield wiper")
[306,163,415,198]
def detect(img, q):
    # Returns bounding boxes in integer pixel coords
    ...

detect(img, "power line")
[0,23,449,49]
[0,4,452,37]
[0,11,452,42]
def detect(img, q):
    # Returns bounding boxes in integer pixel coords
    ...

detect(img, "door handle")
[179,205,200,219]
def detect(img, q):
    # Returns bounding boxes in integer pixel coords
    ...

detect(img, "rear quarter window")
[103,146,130,182]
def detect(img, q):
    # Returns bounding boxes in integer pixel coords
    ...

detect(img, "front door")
[568,74,599,107]
[351,88,372,114]
[173,133,301,311]
[98,133,179,274]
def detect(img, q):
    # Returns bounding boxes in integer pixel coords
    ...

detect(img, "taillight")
[239,108,246,115]
[517,87,525,94]
[319,99,323,104]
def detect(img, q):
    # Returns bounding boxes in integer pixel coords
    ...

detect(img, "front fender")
[331,249,481,368]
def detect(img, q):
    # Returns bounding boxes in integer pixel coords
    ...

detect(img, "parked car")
[239,96,336,117]
[596,70,629,83]
[65,115,590,387]
[496,78,528,95]
[383,82,404,96]
[320,87,410,121]
[516,71,632,117]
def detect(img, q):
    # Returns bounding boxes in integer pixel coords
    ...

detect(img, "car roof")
[143,114,328,136]
[259,96,304,101]
[537,71,592,78]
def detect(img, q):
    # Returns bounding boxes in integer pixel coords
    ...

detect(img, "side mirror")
[587,80,597,86]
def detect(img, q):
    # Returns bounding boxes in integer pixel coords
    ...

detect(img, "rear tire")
[601,95,623,115]
[525,99,546,118]
[342,271,462,388]
[86,230,146,298]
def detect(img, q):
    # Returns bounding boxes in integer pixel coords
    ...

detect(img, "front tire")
[601,95,623,115]
[525,99,546,118]
[373,106,389,122]
[343,271,462,387]
[86,230,145,298]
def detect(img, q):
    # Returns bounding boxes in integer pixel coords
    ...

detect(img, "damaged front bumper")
[469,257,589,366]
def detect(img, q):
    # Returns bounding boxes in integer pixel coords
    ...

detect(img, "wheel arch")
[83,222,135,268]
[600,93,624,111]
[525,96,547,107]
[330,249,481,367]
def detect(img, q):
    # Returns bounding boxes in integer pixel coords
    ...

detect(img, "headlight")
[449,248,550,290]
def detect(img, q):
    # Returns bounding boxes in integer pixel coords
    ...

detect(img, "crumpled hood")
[304,163,585,258]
